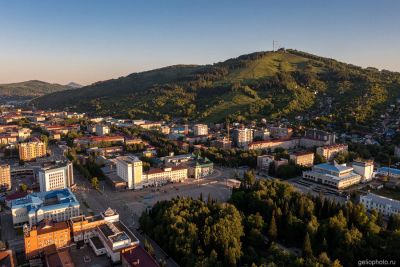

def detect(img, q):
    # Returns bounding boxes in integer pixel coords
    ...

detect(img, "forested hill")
[33,49,400,125]
[0,80,81,97]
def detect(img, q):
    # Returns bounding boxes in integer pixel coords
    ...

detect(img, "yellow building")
[0,164,11,191]
[24,220,71,259]
[19,140,47,161]
[289,151,314,167]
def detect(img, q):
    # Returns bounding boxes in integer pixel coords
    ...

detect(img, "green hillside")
[0,80,79,97]
[33,49,400,127]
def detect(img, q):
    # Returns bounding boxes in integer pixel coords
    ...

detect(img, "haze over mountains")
[0,80,82,97]
[30,49,400,125]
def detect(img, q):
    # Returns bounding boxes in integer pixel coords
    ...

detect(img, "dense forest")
[0,80,79,97]
[140,180,400,267]
[33,49,400,128]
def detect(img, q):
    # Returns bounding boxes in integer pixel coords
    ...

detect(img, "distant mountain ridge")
[0,80,81,97]
[33,49,400,126]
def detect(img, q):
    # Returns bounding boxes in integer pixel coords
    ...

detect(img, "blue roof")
[315,163,352,173]
[11,188,79,212]
[378,167,400,175]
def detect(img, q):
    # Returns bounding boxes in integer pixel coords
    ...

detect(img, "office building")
[11,188,80,228]
[193,124,208,136]
[302,162,361,189]
[290,151,314,167]
[316,144,348,161]
[38,161,74,192]
[0,164,11,191]
[19,140,47,161]
[95,124,110,136]
[233,128,253,148]
[360,193,400,216]
[116,156,143,189]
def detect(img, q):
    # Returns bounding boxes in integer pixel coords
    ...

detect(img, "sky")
[0,0,399,85]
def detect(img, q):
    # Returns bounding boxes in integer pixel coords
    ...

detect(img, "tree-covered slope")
[0,80,80,97]
[33,49,400,126]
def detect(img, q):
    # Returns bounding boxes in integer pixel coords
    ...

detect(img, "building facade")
[116,156,143,189]
[24,220,71,259]
[0,164,11,191]
[38,161,74,192]
[233,128,253,148]
[289,152,314,167]
[19,140,47,161]
[352,160,374,182]
[193,124,208,136]
[360,193,400,216]
[302,162,361,189]
[95,124,110,136]
[305,129,336,145]
[11,188,80,228]
[316,144,348,161]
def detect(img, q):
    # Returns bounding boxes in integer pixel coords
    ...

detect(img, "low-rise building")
[11,188,80,228]
[376,167,400,179]
[305,129,335,145]
[248,138,299,151]
[316,144,348,161]
[257,155,274,170]
[211,137,232,149]
[289,151,314,167]
[302,162,361,189]
[269,127,292,139]
[360,193,400,216]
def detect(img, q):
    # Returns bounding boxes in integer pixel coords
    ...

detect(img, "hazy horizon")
[1,0,399,85]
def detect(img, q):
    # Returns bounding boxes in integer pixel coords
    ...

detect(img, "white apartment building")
[38,161,74,192]
[193,124,208,136]
[360,193,400,216]
[303,162,361,189]
[143,166,188,186]
[95,124,110,136]
[116,156,143,189]
[11,188,80,228]
[233,128,253,148]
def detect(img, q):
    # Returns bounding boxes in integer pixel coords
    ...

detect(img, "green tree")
[91,177,99,190]
[20,183,28,192]
[268,213,278,242]
[303,232,313,258]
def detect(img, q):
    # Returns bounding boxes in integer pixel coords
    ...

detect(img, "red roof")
[5,191,28,201]
[122,246,159,267]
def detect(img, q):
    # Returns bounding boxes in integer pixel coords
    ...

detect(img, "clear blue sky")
[1,0,399,85]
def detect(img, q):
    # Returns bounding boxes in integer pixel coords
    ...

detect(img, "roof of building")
[377,167,400,176]
[122,246,160,267]
[315,162,353,173]
[11,188,79,214]
[361,193,400,209]
[0,250,14,267]
[44,246,75,267]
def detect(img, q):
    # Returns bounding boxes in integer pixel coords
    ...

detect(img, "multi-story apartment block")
[211,137,232,149]
[38,161,74,192]
[95,124,110,136]
[316,144,348,161]
[269,127,292,139]
[254,128,270,141]
[289,151,314,167]
[116,156,143,190]
[302,162,361,189]
[19,140,47,161]
[305,129,336,145]
[193,124,208,136]
[248,138,299,151]
[0,164,11,191]
[11,188,80,228]
[24,220,71,259]
[233,128,253,148]
[360,193,400,216]
[257,155,274,170]
[18,128,32,141]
